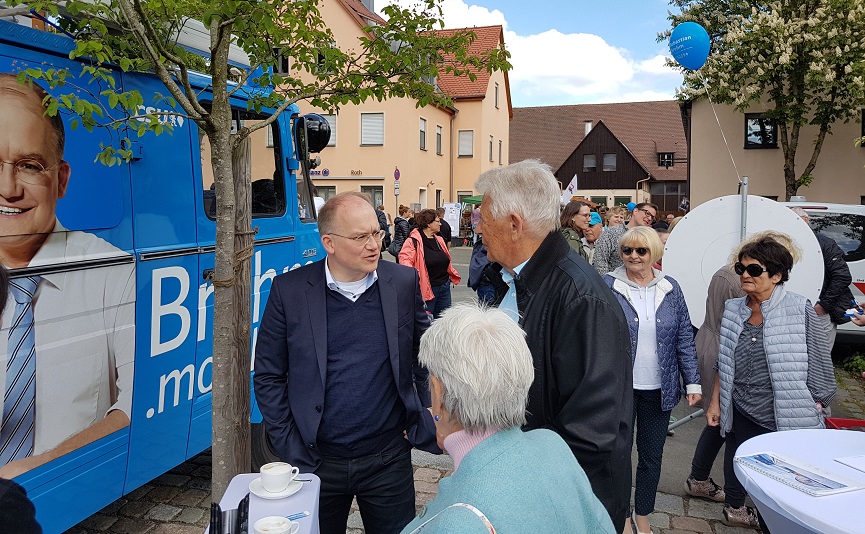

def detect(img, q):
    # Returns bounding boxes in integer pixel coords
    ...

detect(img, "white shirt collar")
[324,257,378,301]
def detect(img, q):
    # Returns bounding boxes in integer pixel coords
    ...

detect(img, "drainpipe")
[449,111,457,201]
[635,175,651,204]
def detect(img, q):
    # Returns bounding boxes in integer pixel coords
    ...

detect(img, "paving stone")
[109,516,156,534]
[648,512,670,528]
[78,514,118,531]
[146,504,182,521]
[171,488,211,507]
[187,477,212,491]
[347,510,364,529]
[670,516,711,532]
[347,530,364,534]
[713,523,760,534]
[146,485,182,502]
[63,528,89,534]
[653,492,684,516]
[119,500,156,518]
[155,473,191,487]
[413,467,442,484]
[192,465,212,477]
[175,507,205,524]
[413,480,439,494]
[169,463,197,475]
[660,530,698,534]
[684,498,720,520]
[98,498,128,515]
[149,524,204,534]
[127,484,154,500]
[416,492,437,509]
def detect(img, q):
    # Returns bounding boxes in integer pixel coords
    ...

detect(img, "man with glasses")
[254,192,438,534]
[594,202,658,275]
[0,75,135,479]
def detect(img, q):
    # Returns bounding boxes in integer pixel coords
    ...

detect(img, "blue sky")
[379,0,686,107]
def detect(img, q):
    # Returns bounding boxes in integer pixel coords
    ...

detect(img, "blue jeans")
[633,389,671,516]
[425,283,452,319]
[475,283,496,306]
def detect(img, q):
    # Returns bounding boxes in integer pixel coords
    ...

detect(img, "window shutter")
[458,130,474,156]
[322,114,337,147]
[361,113,384,145]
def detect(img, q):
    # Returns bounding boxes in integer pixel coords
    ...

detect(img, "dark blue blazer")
[253,259,438,472]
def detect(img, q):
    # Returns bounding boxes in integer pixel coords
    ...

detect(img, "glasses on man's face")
[734,262,768,277]
[638,208,656,221]
[621,246,649,257]
[329,229,386,247]
[0,158,61,185]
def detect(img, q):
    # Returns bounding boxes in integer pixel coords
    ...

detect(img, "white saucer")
[248,477,303,500]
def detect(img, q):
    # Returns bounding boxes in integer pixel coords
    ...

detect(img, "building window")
[458,130,474,157]
[590,196,608,207]
[603,153,617,171]
[419,118,427,150]
[658,152,674,168]
[317,186,336,201]
[583,154,596,172]
[489,136,494,161]
[613,196,631,207]
[360,186,384,209]
[361,113,384,146]
[495,82,499,109]
[316,41,338,74]
[861,109,865,142]
[436,125,442,155]
[272,47,290,75]
[321,114,337,147]
[498,140,503,165]
[744,113,778,149]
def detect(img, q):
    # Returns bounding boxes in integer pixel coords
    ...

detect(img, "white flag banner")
[560,174,578,206]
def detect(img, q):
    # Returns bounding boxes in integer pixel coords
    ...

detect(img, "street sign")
[394,181,400,196]
[394,167,400,180]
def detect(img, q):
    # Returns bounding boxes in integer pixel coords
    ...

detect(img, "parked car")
[781,201,865,342]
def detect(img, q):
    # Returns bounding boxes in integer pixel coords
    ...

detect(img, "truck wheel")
[251,422,280,471]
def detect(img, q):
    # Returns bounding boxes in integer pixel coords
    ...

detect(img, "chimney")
[584,120,593,137]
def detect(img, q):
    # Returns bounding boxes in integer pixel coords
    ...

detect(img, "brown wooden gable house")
[510,101,688,214]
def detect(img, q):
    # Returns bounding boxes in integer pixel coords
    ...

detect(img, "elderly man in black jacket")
[475,160,633,529]
[790,207,854,348]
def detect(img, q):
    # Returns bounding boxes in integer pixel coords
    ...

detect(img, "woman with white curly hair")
[401,303,614,534]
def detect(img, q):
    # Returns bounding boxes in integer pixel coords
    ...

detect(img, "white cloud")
[377,0,683,106]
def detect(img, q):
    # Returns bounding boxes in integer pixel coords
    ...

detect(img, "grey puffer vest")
[717,284,823,436]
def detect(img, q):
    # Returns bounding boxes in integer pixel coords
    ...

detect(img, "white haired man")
[474,160,633,529]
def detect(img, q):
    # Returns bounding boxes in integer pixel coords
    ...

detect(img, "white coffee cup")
[253,516,300,534]
[259,461,300,493]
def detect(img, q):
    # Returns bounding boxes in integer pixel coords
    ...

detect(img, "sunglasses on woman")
[734,262,768,277]
[621,246,649,256]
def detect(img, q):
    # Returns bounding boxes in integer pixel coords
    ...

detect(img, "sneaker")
[684,476,726,502]
[722,504,760,528]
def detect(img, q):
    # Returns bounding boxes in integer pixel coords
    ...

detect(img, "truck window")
[200,111,286,219]
[809,213,865,263]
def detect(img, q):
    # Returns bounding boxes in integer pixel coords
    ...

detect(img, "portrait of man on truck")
[0,73,135,479]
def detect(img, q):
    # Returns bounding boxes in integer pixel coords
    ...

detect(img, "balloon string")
[702,77,742,184]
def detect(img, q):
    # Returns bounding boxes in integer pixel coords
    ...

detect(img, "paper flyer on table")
[835,455,865,475]
[735,452,865,496]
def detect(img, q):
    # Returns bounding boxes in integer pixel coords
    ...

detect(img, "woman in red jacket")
[399,209,461,318]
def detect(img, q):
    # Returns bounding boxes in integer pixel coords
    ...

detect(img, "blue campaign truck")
[0,18,324,532]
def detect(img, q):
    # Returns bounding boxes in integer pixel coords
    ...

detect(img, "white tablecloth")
[734,429,865,534]
[204,473,320,534]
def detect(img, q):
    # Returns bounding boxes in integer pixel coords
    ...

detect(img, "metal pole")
[739,175,749,241]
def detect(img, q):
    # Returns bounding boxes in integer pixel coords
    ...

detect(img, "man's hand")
[686,393,702,407]
[814,303,829,316]
[706,401,721,427]
[851,302,865,326]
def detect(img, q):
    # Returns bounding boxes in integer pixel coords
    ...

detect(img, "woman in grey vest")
[705,235,836,530]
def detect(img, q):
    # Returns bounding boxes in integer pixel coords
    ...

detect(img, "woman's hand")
[686,393,702,407]
[705,400,721,427]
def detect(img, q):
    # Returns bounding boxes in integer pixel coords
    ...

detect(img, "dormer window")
[658,152,674,168]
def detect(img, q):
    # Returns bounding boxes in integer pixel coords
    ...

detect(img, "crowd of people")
[252,159,849,534]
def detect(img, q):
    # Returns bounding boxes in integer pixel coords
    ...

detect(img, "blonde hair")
[620,226,665,265]
[667,216,684,232]
[728,230,803,266]
[606,206,626,226]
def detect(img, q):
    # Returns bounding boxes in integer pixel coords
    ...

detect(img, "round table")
[734,429,865,534]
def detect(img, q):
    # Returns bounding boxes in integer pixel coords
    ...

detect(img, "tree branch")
[0,6,32,18]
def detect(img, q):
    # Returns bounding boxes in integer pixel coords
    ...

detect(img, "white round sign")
[664,195,823,327]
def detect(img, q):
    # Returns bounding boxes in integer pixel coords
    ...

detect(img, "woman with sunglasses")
[399,208,461,318]
[705,235,835,530]
[602,227,701,534]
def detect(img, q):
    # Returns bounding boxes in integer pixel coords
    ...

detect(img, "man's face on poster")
[0,78,70,264]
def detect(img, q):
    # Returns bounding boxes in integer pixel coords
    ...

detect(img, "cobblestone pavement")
[65,247,865,534]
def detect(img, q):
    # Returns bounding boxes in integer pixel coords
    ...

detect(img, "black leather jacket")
[484,231,634,526]
[815,232,854,325]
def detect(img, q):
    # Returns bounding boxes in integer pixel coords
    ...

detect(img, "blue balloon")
[670,22,710,70]
[627,202,636,211]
